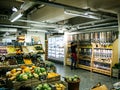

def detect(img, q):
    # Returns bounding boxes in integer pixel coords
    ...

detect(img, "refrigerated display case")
[48,36,64,62]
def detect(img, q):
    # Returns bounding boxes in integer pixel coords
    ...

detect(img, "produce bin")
[47,75,61,83]
[49,81,68,90]
[65,79,80,90]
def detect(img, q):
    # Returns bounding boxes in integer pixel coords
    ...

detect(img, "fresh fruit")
[64,75,80,82]
[33,73,39,78]
[47,72,60,78]
[55,83,66,90]
[34,67,41,74]
[6,66,48,81]
[16,73,28,81]
[40,68,46,72]
[11,69,16,74]
[26,72,33,79]
[35,83,51,90]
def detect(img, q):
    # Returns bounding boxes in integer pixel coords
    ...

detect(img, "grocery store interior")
[0,0,120,90]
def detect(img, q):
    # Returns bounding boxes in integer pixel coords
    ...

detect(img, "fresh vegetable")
[35,83,51,90]
[64,75,80,82]
[6,66,48,81]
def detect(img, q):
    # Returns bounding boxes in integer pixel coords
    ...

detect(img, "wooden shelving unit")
[65,31,118,76]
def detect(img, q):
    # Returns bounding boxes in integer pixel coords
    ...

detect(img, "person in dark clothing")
[71,41,77,70]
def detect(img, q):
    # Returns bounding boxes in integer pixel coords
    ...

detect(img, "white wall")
[26,29,46,60]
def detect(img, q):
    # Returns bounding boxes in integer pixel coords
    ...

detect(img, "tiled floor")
[53,63,119,90]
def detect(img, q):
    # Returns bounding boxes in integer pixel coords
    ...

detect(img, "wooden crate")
[6,75,61,90]
[49,81,68,90]
[6,78,42,90]
[47,75,61,83]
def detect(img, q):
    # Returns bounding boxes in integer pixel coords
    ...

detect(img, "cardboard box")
[91,85,108,90]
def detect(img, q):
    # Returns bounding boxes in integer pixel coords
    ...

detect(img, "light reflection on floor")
[53,63,118,90]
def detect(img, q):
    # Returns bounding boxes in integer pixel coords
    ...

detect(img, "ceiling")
[0,0,119,34]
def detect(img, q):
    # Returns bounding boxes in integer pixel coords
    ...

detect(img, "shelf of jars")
[65,30,118,76]
[78,59,91,66]
[79,56,91,61]
[78,42,92,70]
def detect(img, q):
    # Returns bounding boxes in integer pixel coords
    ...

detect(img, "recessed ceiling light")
[12,7,18,12]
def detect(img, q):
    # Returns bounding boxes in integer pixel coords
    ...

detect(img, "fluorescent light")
[11,13,23,22]
[64,9,100,19]
[10,10,23,22]
[0,28,17,32]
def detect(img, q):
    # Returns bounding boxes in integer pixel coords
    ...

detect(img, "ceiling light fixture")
[12,7,18,12]
[10,1,35,22]
[9,10,23,22]
[64,9,101,19]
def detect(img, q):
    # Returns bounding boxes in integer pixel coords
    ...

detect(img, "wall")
[26,29,46,60]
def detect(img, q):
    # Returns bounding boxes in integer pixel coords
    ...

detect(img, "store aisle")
[53,63,118,90]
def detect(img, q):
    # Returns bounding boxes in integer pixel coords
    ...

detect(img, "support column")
[64,32,68,66]
[118,13,120,62]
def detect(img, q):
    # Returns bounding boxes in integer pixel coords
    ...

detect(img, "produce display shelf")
[47,75,61,83]
[6,75,61,90]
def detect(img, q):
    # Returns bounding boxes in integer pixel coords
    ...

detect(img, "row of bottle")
[94,49,112,58]
[68,46,112,58]
[79,48,92,55]
[68,31,118,43]
[93,62,110,70]
[79,60,110,70]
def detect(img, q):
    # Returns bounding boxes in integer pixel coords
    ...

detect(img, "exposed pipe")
[33,0,117,18]
[77,22,118,30]
[74,26,118,33]
[68,18,118,32]
[73,18,117,27]
[69,22,118,32]
[0,24,30,29]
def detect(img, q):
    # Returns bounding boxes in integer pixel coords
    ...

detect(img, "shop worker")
[71,41,77,70]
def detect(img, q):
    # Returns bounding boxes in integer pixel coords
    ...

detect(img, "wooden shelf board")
[78,64,91,70]
[79,46,92,48]
[93,60,111,64]
[79,54,91,56]
[92,68,111,76]
[79,58,91,61]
